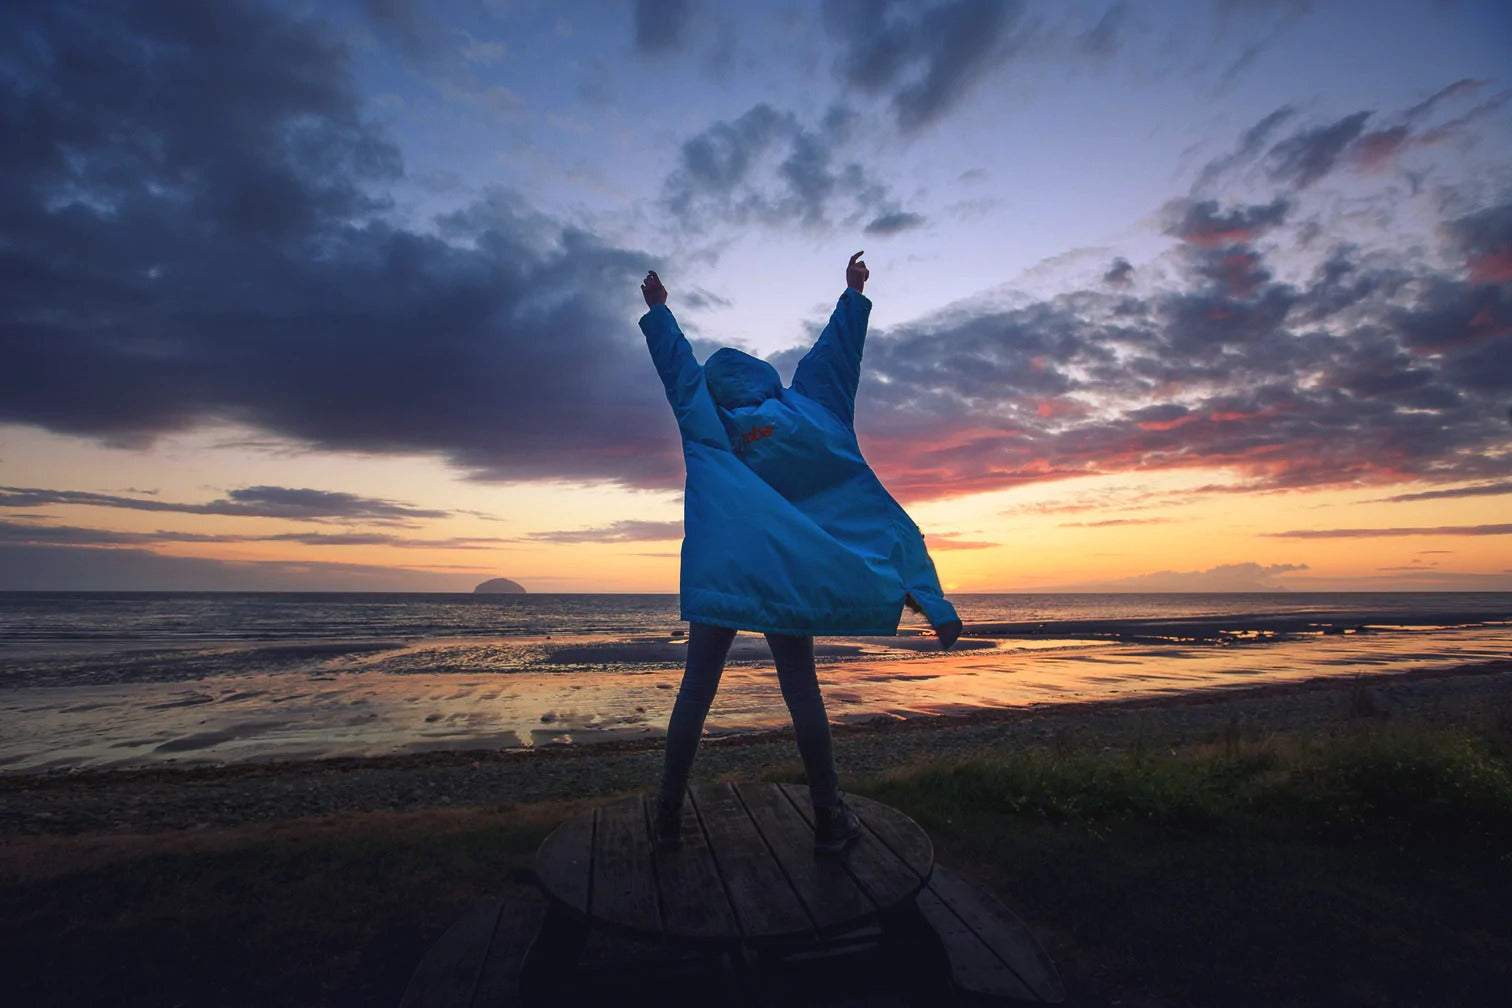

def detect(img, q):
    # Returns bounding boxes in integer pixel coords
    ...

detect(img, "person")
[639,252,961,855]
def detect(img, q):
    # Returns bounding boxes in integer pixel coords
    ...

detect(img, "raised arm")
[791,252,873,426]
[638,271,723,445]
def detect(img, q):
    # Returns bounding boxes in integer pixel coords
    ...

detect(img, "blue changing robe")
[640,289,962,647]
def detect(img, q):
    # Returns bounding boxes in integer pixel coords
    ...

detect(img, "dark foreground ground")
[2,661,1510,1007]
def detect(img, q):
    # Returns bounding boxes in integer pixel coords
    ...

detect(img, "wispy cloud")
[1060,518,1176,528]
[1371,482,1512,503]
[632,0,692,54]
[522,520,684,544]
[1270,525,1512,541]
[921,532,998,550]
[0,543,484,592]
[1056,562,1309,593]
[0,519,513,550]
[661,104,922,233]
[0,486,451,523]
[822,0,1027,132]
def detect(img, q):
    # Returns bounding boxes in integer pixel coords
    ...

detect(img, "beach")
[4,590,1509,775]
[5,656,1508,838]
[4,654,1509,1008]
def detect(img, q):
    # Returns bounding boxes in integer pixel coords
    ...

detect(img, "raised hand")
[641,270,668,308]
[846,251,868,294]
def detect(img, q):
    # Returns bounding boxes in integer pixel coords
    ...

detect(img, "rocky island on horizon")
[473,577,526,594]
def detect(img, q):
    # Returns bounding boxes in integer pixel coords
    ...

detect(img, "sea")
[1,591,1508,773]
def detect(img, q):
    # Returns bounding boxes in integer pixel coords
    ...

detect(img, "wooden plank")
[652,792,742,942]
[398,897,503,1008]
[468,897,550,1008]
[589,795,662,936]
[915,885,1038,1002]
[924,866,1065,1004]
[734,782,877,936]
[533,806,595,917]
[849,792,933,881]
[776,784,928,912]
[690,782,814,941]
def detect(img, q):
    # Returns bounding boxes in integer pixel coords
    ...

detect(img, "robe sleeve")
[639,304,725,448]
[791,289,872,427]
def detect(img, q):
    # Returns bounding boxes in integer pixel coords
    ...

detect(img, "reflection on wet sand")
[0,625,1506,772]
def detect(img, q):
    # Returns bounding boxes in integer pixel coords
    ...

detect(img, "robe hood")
[704,348,782,410]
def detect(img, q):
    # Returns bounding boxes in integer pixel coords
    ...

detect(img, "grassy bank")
[853,718,1512,1006]
[3,715,1510,1006]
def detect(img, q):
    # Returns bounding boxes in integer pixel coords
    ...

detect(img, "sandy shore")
[3,659,1507,838]
[6,623,1507,774]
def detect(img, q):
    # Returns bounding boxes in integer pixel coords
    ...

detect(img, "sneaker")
[653,794,682,850]
[813,800,862,855]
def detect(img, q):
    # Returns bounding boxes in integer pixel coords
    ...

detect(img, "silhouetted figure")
[639,253,960,854]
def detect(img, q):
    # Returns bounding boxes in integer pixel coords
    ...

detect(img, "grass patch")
[853,719,1512,1007]
[862,719,1512,846]
[5,719,1510,1006]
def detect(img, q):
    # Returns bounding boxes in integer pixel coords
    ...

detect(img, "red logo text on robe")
[740,424,774,445]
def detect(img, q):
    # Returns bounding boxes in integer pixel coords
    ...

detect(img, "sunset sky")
[2,0,1510,593]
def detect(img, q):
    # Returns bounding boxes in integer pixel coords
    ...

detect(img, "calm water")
[0,592,1507,772]
[4,590,1510,646]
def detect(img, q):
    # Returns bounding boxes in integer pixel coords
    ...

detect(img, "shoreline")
[4,621,1507,775]
[4,658,1508,837]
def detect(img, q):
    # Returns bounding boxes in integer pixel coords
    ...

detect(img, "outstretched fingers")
[641,270,668,307]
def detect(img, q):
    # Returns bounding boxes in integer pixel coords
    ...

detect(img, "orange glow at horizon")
[4,425,1510,593]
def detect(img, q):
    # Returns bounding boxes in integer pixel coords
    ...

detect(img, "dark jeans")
[660,622,840,808]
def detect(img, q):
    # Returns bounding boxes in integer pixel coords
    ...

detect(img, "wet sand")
[2,656,1508,839]
[1,624,1507,773]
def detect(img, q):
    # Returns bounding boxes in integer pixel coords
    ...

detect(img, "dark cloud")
[1103,257,1134,288]
[0,518,510,549]
[1351,126,1409,171]
[1447,202,1512,285]
[822,0,1024,132]
[1214,1,1315,91]
[0,544,476,592]
[0,520,144,547]
[679,287,734,310]
[1077,3,1127,61]
[1373,482,1512,503]
[1194,106,1295,192]
[0,485,451,522]
[841,200,1512,503]
[633,0,691,54]
[359,0,446,60]
[1265,111,1373,189]
[864,211,926,235]
[662,103,918,232]
[0,1,683,491]
[523,520,684,544]
[1403,78,1485,122]
[1199,85,1506,197]
[1165,199,1289,247]
[1268,524,1512,539]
